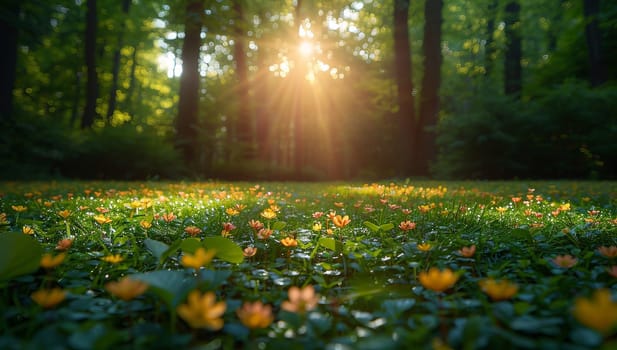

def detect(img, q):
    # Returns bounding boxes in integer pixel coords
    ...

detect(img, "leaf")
[363,221,380,233]
[160,238,183,263]
[179,238,202,253]
[0,233,44,282]
[144,238,169,261]
[272,221,287,231]
[203,236,244,264]
[198,269,232,290]
[130,270,196,307]
[379,223,394,231]
[318,237,343,253]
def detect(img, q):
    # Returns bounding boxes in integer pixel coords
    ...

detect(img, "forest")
[1,0,616,180]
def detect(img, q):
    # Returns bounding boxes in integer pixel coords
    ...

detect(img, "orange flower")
[177,290,226,330]
[58,210,71,219]
[12,205,27,212]
[184,226,202,237]
[281,237,298,247]
[225,207,240,216]
[55,238,73,251]
[22,225,34,235]
[105,277,149,301]
[222,222,236,232]
[101,254,124,264]
[161,212,176,223]
[248,219,264,231]
[236,301,274,329]
[40,253,67,269]
[479,278,518,301]
[598,246,617,258]
[573,289,617,334]
[281,285,319,314]
[181,247,216,269]
[31,288,66,308]
[417,243,432,252]
[312,211,324,219]
[418,268,459,292]
[551,254,578,268]
[140,220,152,229]
[458,245,476,258]
[0,213,7,224]
[243,246,257,257]
[257,228,272,240]
[399,220,416,231]
[332,215,351,228]
[607,266,617,278]
[94,215,112,225]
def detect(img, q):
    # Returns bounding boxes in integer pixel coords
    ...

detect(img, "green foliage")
[0,233,43,282]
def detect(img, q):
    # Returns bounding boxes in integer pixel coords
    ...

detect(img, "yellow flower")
[260,208,277,220]
[101,254,124,264]
[236,301,274,329]
[573,289,617,334]
[281,285,319,314]
[418,268,459,292]
[140,220,152,229]
[225,207,240,216]
[58,210,71,219]
[417,243,432,252]
[12,205,27,212]
[31,288,66,308]
[312,222,322,231]
[94,215,112,225]
[332,215,351,228]
[22,225,34,235]
[181,247,216,269]
[479,278,518,301]
[40,253,67,269]
[177,290,226,330]
[0,213,7,224]
[496,206,508,214]
[105,277,149,301]
[281,237,298,247]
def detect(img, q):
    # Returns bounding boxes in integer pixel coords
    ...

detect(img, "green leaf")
[179,238,202,253]
[0,233,44,282]
[144,238,169,260]
[272,221,287,231]
[363,221,380,233]
[318,237,343,253]
[198,269,232,290]
[379,223,394,231]
[161,238,183,263]
[130,270,196,307]
[203,236,244,264]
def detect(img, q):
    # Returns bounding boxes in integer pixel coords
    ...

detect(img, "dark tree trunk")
[484,0,498,77]
[415,0,443,176]
[232,0,252,161]
[123,45,138,113]
[0,2,20,122]
[583,0,606,87]
[504,0,522,96]
[105,0,131,123]
[81,0,98,129]
[393,0,416,176]
[175,1,203,164]
[70,71,82,127]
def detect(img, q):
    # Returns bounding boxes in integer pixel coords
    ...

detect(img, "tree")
[504,0,522,96]
[393,0,415,176]
[0,1,20,122]
[415,0,443,176]
[232,0,252,161]
[583,0,606,87]
[175,0,204,165]
[81,0,99,129]
[105,0,131,123]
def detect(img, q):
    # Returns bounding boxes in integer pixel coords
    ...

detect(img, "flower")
[496,207,508,214]
[417,243,432,252]
[418,268,459,292]
[598,246,617,258]
[257,228,273,240]
[281,237,298,247]
[222,222,236,232]
[312,211,324,219]
[332,215,351,228]
[140,220,152,229]
[260,208,277,220]
[0,213,7,224]
[22,225,34,235]
[58,210,71,219]
[573,289,617,334]
[177,290,226,330]
[551,254,578,268]
[11,205,27,212]
[31,288,66,308]
[607,266,617,278]
[243,246,257,257]
[101,254,124,264]
[281,285,319,314]
[225,207,240,216]
[479,278,518,301]
[181,247,216,269]
[161,212,176,223]
[94,215,112,225]
[236,301,274,329]
[458,245,476,258]
[248,219,264,231]
[40,253,67,269]
[184,226,202,236]
[105,277,149,301]
[312,222,322,231]
[399,220,416,231]
[55,238,73,251]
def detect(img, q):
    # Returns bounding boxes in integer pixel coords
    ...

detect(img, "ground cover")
[0,181,616,349]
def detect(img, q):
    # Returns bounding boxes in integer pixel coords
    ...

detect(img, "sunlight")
[298,41,314,57]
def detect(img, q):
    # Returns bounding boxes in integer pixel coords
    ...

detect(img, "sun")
[298,41,314,58]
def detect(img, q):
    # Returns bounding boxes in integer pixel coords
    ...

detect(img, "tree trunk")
[484,0,498,77]
[0,1,20,122]
[583,0,606,87]
[105,0,131,124]
[232,0,252,161]
[81,0,98,129]
[504,0,522,96]
[255,40,270,165]
[293,0,305,178]
[393,0,416,176]
[415,0,443,177]
[175,1,203,164]
[123,45,138,114]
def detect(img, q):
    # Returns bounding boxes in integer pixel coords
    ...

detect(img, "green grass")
[1,181,616,349]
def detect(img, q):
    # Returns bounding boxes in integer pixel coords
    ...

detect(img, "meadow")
[0,181,616,349]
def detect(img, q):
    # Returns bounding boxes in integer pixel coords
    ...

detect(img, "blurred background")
[0,0,615,180]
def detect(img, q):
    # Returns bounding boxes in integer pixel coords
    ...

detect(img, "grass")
[0,180,616,349]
